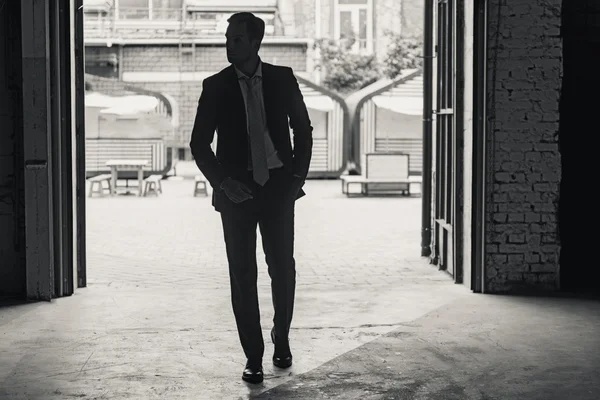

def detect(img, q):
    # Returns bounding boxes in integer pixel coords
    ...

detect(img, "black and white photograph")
[0,0,598,399]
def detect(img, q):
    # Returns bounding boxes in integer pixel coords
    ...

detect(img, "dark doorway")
[559,2,600,293]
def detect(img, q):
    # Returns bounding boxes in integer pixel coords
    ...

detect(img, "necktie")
[244,78,269,186]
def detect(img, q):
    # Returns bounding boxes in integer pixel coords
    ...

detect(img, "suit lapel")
[224,63,277,136]
[225,65,247,129]
[260,63,276,127]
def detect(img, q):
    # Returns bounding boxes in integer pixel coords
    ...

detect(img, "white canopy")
[100,96,159,115]
[85,93,159,115]
[303,95,335,112]
[83,0,113,12]
[371,95,423,116]
[85,92,122,108]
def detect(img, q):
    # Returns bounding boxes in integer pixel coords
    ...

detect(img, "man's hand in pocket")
[220,178,253,203]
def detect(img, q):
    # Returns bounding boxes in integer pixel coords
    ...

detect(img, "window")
[187,11,275,35]
[151,0,182,20]
[117,0,183,20]
[334,0,372,53]
[432,0,458,275]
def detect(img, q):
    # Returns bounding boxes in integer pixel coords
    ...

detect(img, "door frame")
[75,0,88,288]
[20,0,85,300]
[49,0,77,297]
[454,0,465,284]
[471,0,487,293]
[431,0,464,283]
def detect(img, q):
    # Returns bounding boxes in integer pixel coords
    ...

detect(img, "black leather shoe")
[271,328,293,369]
[242,361,264,384]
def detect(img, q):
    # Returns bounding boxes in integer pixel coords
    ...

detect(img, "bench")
[193,175,208,197]
[143,174,163,197]
[88,174,112,197]
[340,152,420,197]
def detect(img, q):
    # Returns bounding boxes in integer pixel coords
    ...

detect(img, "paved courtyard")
[0,178,472,399]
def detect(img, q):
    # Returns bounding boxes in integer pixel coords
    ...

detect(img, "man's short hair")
[227,12,266,44]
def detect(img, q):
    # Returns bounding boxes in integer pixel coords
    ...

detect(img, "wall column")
[21,0,55,300]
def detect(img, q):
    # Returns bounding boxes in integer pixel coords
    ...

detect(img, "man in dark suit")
[189,12,313,384]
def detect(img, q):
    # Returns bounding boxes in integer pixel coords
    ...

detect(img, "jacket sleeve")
[189,78,228,190]
[285,67,313,180]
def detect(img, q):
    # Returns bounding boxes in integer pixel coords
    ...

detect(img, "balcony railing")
[84,7,285,40]
[118,7,182,20]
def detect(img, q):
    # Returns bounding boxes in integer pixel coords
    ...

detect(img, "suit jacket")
[189,62,313,211]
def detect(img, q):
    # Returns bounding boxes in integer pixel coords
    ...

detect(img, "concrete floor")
[257,294,600,400]
[0,178,598,399]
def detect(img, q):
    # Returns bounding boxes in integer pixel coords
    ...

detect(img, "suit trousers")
[219,167,298,363]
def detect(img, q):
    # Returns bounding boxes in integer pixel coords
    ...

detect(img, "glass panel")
[447,0,454,107]
[359,9,367,49]
[119,0,150,19]
[199,13,218,20]
[151,0,182,19]
[433,0,456,271]
[151,0,183,7]
[339,11,354,39]
[205,12,274,34]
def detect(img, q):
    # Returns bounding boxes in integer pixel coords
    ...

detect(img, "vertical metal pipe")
[421,0,434,257]
[74,0,87,288]
[59,0,75,296]
[472,0,487,292]
[49,0,61,297]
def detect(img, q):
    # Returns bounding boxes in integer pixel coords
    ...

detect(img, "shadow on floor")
[255,293,600,400]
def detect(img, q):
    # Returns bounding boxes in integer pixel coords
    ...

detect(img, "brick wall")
[119,44,308,73]
[85,45,117,60]
[86,42,308,147]
[0,1,26,299]
[84,45,119,78]
[485,0,562,292]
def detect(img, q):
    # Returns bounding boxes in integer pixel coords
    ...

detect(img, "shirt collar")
[234,58,263,80]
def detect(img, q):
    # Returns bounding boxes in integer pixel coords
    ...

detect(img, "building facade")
[289,0,423,57]
[84,0,311,156]
[286,0,422,85]
[82,0,424,156]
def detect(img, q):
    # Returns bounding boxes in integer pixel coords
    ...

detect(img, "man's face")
[226,21,257,65]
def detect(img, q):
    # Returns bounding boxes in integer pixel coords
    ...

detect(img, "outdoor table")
[105,159,147,197]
